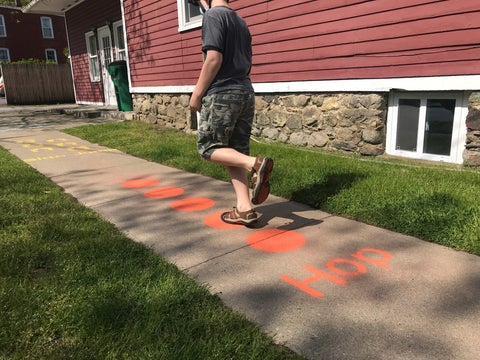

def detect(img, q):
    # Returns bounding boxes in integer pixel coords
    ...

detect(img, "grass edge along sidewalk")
[0,146,304,359]
[64,121,480,256]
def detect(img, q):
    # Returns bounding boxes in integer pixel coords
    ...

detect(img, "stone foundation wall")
[132,91,480,166]
[252,93,387,156]
[132,92,388,156]
[464,92,480,166]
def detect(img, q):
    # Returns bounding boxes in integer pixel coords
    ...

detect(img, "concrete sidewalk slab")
[1,127,479,360]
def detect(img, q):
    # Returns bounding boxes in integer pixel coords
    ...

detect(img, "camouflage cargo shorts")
[197,90,255,159]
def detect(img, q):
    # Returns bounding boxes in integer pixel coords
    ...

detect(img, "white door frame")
[97,26,116,106]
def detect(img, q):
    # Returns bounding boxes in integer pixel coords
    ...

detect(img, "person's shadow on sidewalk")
[249,171,366,230]
[252,200,325,230]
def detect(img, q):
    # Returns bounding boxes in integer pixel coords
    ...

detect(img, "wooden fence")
[1,64,75,105]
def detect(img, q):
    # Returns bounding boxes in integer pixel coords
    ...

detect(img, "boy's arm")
[189,49,223,112]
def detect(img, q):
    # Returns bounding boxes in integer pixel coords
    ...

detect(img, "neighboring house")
[25,0,125,106]
[24,0,480,165]
[0,5,67,64]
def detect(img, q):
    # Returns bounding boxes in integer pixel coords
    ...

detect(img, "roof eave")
[23,0,85,16]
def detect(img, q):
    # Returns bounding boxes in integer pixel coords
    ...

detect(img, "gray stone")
[311,95,324,106]
[255,112,270,126]
[278,132,289,143]
[268,106,287,127]
[179,95,190,107]
[468,92,480,104]
[255,97,268,111]
[463,150,480,166]
[262,127,279,140]
[286,113,303,130]
[466,108,480,130]
[302,105,321,126]
[283,94,309,108]
[360,144,384,156]
[335,127,355,141]
[146,114,157,124]
[290,132,308,146]
[332,140,358,152]
[166,107,177,119]
[321,97,340,111]
[362,129,383,145]
[308,133,328,148]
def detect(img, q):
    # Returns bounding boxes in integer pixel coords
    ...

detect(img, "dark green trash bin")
[107,60,133,111]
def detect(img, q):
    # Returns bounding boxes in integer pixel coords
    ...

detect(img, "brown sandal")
[250,156,274,205]
[221,207,260,225]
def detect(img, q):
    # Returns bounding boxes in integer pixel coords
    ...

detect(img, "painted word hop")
[121,177,393,299]
[281,248,392,298]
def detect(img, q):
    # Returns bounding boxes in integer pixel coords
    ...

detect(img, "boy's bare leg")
[209,148,255,170]
[209,148,256,212]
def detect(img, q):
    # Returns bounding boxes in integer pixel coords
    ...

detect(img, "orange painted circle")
[144,187,185,199]
[122,178,159,188]
[204,211,242,229]
[170,197,215,212]
[247,229,306,253]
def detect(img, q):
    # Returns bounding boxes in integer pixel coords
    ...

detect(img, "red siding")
[65,0,122,104]
[124,0,202,87]
[124,0,480,88]
[0,7,67,63]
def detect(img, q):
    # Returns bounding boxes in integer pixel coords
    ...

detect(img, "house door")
[97,26,116,106]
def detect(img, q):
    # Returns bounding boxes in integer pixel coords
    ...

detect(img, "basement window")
[386,92,468,164]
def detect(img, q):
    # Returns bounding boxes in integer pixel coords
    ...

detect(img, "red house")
[0,4,67,64]
[25,0,125,106]
[24,0,480,165]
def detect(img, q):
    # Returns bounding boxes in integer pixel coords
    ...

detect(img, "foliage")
[11,58,57,65]
[0,1,26,7]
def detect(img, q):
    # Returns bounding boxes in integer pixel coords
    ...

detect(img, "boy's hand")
[189,93,202,112]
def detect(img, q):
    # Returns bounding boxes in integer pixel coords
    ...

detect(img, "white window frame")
[85,31,100,82]
[41,17,54,39]
[0,15,6,37]
[176,0,203,32]
[386,91,469,164]
[45,48,58,63]
[113,20,126,61]
[0,48,10,62]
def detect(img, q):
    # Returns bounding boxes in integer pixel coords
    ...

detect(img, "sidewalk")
[0,106,479,360]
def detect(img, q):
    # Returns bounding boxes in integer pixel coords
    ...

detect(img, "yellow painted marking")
[24,155,67,163]
[17,138,118,162]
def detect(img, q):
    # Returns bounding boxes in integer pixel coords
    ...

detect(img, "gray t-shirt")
[202,6,254,95]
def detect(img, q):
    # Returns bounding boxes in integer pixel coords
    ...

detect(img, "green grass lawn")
[64,121,480,256]
[0,146,303,359]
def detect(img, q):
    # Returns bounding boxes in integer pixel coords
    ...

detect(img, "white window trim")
[0,48,10,62]
[113,20,126,61]
[0,15,6,37]
[386,91,469,164]
[41,17,54,39]
[85,31,100,82]
[176,0,202,32]
[45,48,58,63]
[130,75,480,95]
